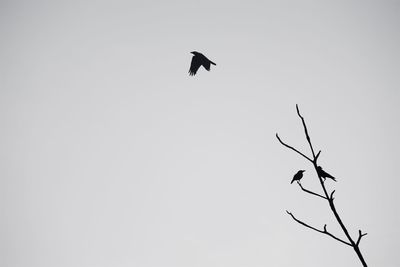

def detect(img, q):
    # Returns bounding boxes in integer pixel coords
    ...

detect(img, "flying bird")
[291,170,305,184]
[317,166,337,182]
[188,51,216,76]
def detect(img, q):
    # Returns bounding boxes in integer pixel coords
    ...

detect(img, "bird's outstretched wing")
[203,59,216,71]
[203,61,211,71]
[189,56,201,76]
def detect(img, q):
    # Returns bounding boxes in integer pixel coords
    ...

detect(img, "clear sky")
[1,0,400,266]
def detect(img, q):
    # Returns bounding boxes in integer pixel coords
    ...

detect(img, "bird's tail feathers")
[210,61,216,65]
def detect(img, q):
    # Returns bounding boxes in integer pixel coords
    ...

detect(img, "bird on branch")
[291,170,305,184]
[317,166,337,182]
[188,51,216,76]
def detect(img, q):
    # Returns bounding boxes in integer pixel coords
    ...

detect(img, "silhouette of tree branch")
[315,150,321,160]
[286,210,352,246]
[329,190,336,201]
[275,133,313,163]
[296,181,327,200]
[278,105,368,267]
[356,230,368,246]
[296,104,316,159]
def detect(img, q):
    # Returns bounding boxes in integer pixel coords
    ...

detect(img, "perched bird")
[317,166,337,182]
[291,170,305,184]
[188,51,216,76]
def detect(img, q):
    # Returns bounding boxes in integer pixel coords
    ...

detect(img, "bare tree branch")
[296,104,316,159]
[297,181,327,200]
[279,105,369,266]
[286,210,352,246]
[356,230,368,246]
[275,133,313,163]
[315,150,321,160]
[330,190,336,201]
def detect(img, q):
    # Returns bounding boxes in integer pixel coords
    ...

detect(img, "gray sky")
[1,0,400,266]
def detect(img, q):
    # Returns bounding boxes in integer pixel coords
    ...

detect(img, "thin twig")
[286,210,352,246]
[297,181,327,200]
[276,133,313,163]
[330,190,336,201]
[315,150,321,160]
[356,230,368,246]
[296,104,316,159]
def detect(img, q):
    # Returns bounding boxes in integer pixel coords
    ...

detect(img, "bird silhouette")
[317,166,337,182]
[291,170,305,184]
[188,51,216,76]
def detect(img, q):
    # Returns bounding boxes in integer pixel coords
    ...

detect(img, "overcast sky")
[1,0,400,266]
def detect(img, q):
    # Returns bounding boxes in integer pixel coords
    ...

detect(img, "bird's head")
[191,51,200,56]
[300,170,306,173]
